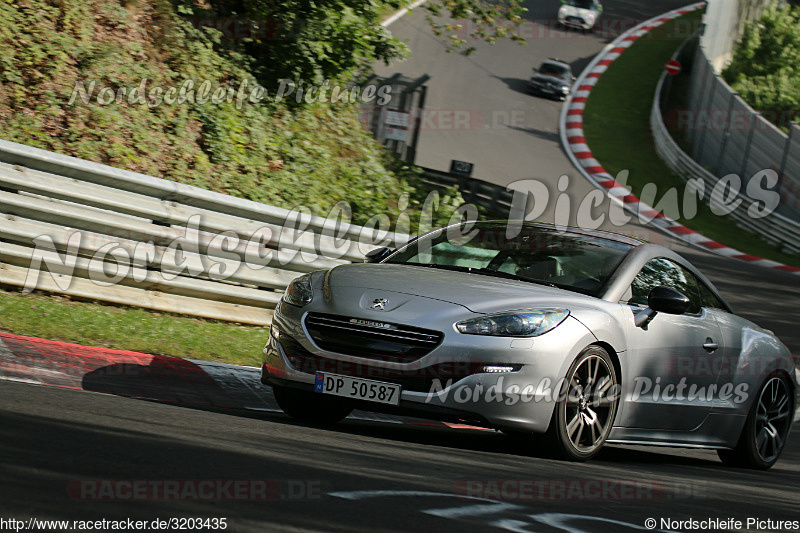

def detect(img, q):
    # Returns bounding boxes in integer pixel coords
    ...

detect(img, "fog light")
[480,365,522,373]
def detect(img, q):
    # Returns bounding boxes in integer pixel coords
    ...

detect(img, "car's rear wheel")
[718,375,793,469]
[547,345,619,461]
[273,385,353,425]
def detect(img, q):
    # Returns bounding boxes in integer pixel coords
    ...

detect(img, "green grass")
[583,11,800,268]
[0,287,266,366]
[377,2,406,22]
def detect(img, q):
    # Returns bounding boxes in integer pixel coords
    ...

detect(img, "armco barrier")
[0,139,410,325]
[652,74,800,255]
[561,2,800,274]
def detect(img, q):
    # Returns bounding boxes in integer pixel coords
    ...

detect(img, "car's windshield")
[385,222,633,297]
[565,0,595,9]
[539,63,570,79]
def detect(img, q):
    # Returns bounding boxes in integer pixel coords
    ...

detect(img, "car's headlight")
[282,273,313,307]
[456,309,569,337]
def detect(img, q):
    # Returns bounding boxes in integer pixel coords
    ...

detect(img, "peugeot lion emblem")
[370,298,389,311]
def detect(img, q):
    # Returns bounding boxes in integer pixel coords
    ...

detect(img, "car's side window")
[629,258,702,314]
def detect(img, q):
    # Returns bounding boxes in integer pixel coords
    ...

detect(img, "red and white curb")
[0,332,490,430]
[559,2,800,275]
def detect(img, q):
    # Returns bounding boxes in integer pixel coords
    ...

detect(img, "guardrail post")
[693,66,717,164]
[715,90,738,175]
[740,112,759,178]
[779,121,798,180]
[407,84,427,166]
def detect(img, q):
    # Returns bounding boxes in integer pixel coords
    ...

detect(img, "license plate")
[314,372,401,405]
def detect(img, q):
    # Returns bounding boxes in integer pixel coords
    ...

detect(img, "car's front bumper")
[528,81,569,99]
[261,300,599,433]
[558,13,595,30]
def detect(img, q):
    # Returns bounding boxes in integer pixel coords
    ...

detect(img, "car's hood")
[560,5,597,17]
[531,73,568,85]
[323,263,600,314]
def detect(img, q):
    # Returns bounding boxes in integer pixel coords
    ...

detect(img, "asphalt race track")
[1,324,799,532]
[2,377,799,532]
[2,1,800,532]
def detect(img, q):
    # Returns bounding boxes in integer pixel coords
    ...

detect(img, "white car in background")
[558,0,603,31]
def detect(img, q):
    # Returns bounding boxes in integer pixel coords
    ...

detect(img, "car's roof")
[540,59,571,69]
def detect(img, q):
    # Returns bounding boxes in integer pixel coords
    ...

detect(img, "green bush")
[722,3,800,131]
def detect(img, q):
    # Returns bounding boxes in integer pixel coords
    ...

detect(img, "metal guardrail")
[419,166,516,218]
[0,140,410,326]
[684,42,800,218]
[651,70,800,255]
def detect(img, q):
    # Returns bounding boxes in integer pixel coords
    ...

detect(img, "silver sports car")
[261,221,797,468]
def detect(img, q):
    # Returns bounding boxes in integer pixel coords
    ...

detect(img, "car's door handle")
[703,340,718,352]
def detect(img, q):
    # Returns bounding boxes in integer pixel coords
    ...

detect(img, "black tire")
[717,375,793,470]
[273,385,353,425]
[546,345,619,461]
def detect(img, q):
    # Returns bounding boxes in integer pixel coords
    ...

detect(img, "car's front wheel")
[273,385,353,425]
[547,345,619,461]
[718,374,793,469]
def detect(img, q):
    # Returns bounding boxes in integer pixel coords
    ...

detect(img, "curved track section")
[559,2,800,275]
[374,0,800,352]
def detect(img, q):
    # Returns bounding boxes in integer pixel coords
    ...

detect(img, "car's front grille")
[304,313,444,363]
[278,334,480,393]
[566,16,585,25]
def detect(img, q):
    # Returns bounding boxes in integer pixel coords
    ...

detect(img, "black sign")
[449,160,474,177]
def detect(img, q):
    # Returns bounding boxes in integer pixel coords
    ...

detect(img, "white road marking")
[0,376,43,385]
[329,489,681,532]
[329,490,491,502]
[423,502,523,519]
[491,519,536,533]
[381,0,427,28]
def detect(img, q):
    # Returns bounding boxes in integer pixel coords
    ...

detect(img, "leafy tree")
[173,0,527,88]
[722,3,800,130]
[424,0,527,55]
[0,0,463,229]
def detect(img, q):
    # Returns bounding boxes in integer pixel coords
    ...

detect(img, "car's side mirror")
[634,286,690,327]
[649,286,690,314]
[364,247,393,263]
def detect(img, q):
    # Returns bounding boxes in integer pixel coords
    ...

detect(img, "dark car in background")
[529,59,575,100]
